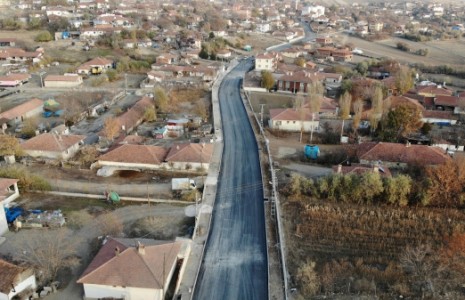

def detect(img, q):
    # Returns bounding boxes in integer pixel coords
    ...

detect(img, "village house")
[165,143,214,171]
[20,133,85,160]
[0,73,30,87]
[216,49,232,60]
[43,74,83,88]
[332,163,392,177]
[268,108,320,132]
[315,36,333,46]
[0,98,43,129]
[77,237,190,300]
[155,53,178,65]
[0,178,19,235]
[357,142,450,168]
[76,57,113,75]
[0,258,37,300]
[96,144,168,172]
[255,52,279,72]
[114,96,153,135]
[0,38,16,47]
[0,48,43,63]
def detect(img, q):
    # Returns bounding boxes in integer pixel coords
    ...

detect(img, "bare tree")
[103,117,120,140]
[0,134,23,156]
[14,228,80,285]
[294,92,306,143]
[296,260,320,296]
[97,212,124,237]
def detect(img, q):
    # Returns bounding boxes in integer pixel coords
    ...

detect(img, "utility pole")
[259,104,265,128]
[124,73,127,93]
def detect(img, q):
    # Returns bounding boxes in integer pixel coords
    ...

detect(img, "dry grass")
[283,198,465,297]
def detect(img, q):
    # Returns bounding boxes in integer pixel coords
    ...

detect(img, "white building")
[269,108,319,132]
[256,23,270,33]
[301,5,325,19]
[0,179,19,235]
[255,53,277,72]
[0,258,36,300]
[77,237,190,300]
[21,133,85,160]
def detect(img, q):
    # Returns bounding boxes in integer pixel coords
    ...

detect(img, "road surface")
[194,60,268,299]
[270,21,317,52]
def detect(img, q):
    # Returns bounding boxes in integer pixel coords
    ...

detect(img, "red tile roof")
[21,133,85,152]
[165,143,213,163]
[0,259,28,294]
[332,164,392,177]
[416,85,453,96]
[98,144,168,164]
[434,95,459,107]
[116,96,153,133]
[357,142,450,166]
[44,75,82,82]
[0,98,43,121]
[77,237,182,289]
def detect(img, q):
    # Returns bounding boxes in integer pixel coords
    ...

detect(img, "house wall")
[83,284,162,300]
[422,117,457,125]
[44,80,82,88]
[0,203,8,236]
[269,119,319,132]
[360,159,407,169]
[98,161,163,171]
[167,162,210,171]
[24,143,80,160]
[7,274,36,299]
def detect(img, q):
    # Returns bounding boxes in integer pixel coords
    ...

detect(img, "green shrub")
[35,31,53,42]
[0,166,51,191]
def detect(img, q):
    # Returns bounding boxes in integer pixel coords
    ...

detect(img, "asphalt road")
[194,60,268,299]
[271,21,317,52]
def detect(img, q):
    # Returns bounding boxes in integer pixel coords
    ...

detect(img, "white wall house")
[255,53,277,72]
[78,238,189,300]
[0,179,19,235]
[269,108,320,132]
[0,259,36,300]
[21,133,85,160]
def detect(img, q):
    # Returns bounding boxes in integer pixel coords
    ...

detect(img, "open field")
[282,198,465,298]
[337,33,465,67]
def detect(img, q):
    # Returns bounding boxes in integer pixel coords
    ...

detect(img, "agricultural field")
[283,197,465,299]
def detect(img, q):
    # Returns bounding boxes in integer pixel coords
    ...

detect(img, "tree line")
[283,157,465,208]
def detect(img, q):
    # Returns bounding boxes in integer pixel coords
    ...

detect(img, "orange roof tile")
[0,98,43,121]
[98,144,168,164]
[77,237,182,289]
[165,143,213,163]
[357,142,450,166]
[21,133,85,152]
[0,259,27,294]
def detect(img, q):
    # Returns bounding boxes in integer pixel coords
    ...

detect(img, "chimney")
[115,247,120,256]
[337,164,342,174]
[137,241,145,255]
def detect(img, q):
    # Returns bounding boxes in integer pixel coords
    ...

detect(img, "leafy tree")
[103,117,120,140]
[352,99,364,130]
[339,91,352,138]
[370,86,384,131]
[424,158,465,208]
[154,87,169,112]
[383,175,412,206]
[395,66,415,94]
[35,31,53,42]
[0,135,23,156]
[294,57,306,67]
[261,70,275,91]
[106,69,119,82]
[144,106,157,122]
[379,103,423,141]
[307,81,324,143]
[358,172,384,203]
